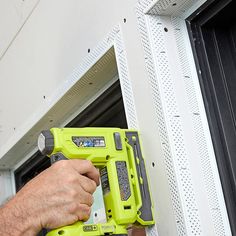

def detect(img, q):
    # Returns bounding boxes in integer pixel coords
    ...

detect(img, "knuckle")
[93,170,99,179]
[66,175,77,185]
[94,169,100,184]
[90,181,97,193]
[94,169,100,178]
[53,160,68,169]
[68,189,78,199]
[77,205,91,221]
[87,195,94,206]
[85,205,91,214]
[68,202,79,214]
[70,214,80,224]
[83,160,93,169]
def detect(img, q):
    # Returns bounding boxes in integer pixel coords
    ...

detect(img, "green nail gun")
[38,127,155,236]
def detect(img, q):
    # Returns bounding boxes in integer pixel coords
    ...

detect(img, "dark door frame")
[186,0,236,233]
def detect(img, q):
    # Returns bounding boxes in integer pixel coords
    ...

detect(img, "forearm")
[0,160,99,235]
[0,197,39,236]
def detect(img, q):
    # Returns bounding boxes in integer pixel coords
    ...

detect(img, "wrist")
[0,197,40,236]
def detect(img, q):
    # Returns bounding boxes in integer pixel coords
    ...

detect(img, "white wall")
[0,0,39,58]
[0,0,144,160]
[0,1,161,233]
[0,1,231,235]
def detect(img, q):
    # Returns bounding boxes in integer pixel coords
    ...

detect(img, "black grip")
[125,131,154,223]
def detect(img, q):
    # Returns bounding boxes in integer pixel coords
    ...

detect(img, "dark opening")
[187,0,236,233]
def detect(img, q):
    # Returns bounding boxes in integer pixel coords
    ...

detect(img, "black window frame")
[186,0,236,233]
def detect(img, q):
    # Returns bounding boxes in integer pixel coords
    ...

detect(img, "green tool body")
[38,128,154,236]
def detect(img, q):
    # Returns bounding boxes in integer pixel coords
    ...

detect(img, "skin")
[128,227,146,236]
[0,160,100,236]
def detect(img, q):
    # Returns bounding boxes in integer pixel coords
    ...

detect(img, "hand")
[0,159,100,236]
[128,227,146,236]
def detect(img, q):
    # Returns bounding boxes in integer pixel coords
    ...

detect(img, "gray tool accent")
[116,161,131,201]
[39,130,54,155]
[50,153,68,164]
[113,132,123,150]
[125,131,154,223]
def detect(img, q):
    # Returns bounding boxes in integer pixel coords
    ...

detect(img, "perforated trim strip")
[171,14,227,236]
[136,3,186,235]
[114,28,139,129]
[136,0,231,235]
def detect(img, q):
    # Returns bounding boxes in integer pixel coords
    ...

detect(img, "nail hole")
[164,27,168,32]
[43,95,46,99]
[89,82,93,85]
[49,119,53,123]
[123,18,127,23]
[152,162,155,167]
[106,155,110,160]
[88,48,90,53]
[172,3,177,6]
[94,212,97,217]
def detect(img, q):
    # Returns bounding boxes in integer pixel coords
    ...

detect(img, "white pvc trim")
[136,0,232,235]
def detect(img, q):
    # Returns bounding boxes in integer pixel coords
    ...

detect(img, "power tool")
[38,127,154,236]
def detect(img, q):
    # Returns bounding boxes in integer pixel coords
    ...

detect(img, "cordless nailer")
[38,128,154,236]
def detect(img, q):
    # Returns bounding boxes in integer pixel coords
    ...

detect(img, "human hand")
[128,227,146,236]
[0,159,99,236]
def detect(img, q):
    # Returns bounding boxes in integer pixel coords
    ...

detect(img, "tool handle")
[125,131,154,225]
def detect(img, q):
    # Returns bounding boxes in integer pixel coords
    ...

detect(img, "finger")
[79,175,97,194]
[69,160,100,186]
[48,204,91,228]
[61,182,94,207]
[65,192,93,215]
[77,189,94,206]
[76,204,91,222]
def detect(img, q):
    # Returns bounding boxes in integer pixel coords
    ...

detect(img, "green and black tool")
[38,127,155,236]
